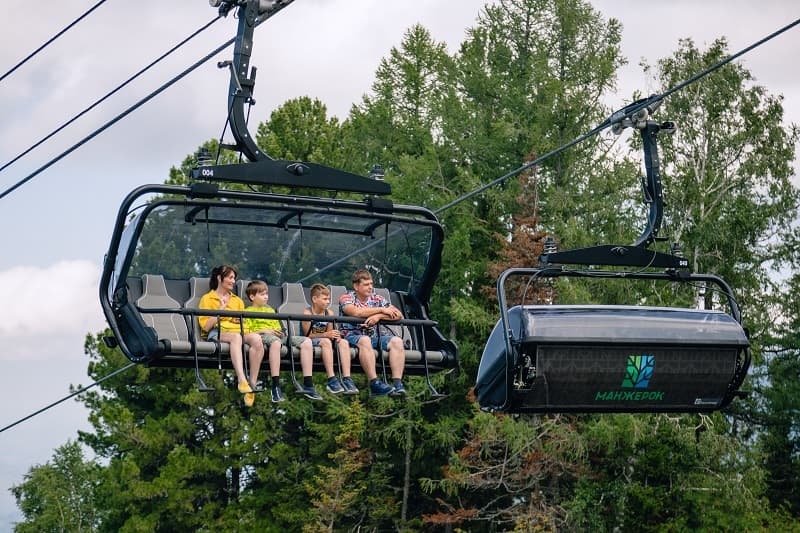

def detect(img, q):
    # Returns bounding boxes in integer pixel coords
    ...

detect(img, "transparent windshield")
[122,197,440,297]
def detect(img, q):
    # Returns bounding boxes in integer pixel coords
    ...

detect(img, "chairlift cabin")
[475,101,751,414]
[99,173,458,392]
[475,268,750,413]
[98,0,457,395]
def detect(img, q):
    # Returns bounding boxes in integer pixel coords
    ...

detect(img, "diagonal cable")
[0,6,291,202]
[0,0,106,81]
[0,15,222,177]
[0,362,136,434]
[0,0,109,84]
[297,16,800,284]
[433,16,800,215]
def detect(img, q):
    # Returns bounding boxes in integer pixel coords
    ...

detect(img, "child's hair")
[352,268,372,285]
[245,279,268,298]
[310,283,330,298]
[209,265,237,290]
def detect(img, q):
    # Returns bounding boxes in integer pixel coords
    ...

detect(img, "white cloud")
[0,261,107,357]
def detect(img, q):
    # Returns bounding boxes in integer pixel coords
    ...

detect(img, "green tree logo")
[621,355,655,388]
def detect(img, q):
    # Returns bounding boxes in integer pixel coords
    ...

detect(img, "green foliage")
[12,440,102,533]
[14,0,800,530]
[644,37,799,332]
[567,413,793,532]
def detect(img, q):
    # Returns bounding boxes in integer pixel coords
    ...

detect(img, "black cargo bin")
[476,305,750,413]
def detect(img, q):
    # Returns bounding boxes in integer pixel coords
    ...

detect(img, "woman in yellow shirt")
[198,265,264,406]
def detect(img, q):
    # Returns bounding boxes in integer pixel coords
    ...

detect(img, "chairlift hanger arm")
[541,98,679,268]
[198,0,393,196]
[216,0,296,162]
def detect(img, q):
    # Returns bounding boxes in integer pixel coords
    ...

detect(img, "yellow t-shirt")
[245,305,282,334]
[197,290,245,335]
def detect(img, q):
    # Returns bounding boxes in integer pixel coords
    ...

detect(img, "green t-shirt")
[245,305,283,334]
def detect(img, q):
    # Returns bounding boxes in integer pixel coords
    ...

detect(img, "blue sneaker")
[326,377,345,394]
[341,377,360,396]
[389,380,407,398]
[369,379,394,397]
[271,385,286,403]
[301,385,324,401]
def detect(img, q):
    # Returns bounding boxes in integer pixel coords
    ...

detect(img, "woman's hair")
[209,265,237,290]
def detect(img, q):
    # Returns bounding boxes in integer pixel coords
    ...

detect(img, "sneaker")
[341,377,360,396]
[271,385,286,403]
[301,385,324,401]
[389,380,407,398]
[238,380,253,394]
[326,377,345,394]
[369,379,394,397]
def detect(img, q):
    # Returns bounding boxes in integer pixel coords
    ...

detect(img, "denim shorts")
[344,333,393,351]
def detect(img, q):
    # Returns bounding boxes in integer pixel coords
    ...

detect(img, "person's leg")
[295,337,323,400]
[336,337,358,394]
[268,340,282,377]
[316,337,344,394]
[357,334,393,396]
[355,335,377,380]
[317,338,335,378]
[385,336,406,381]
[383,335,407,396]
[298,337,314,377]
[244,332,264,388]
[337,338,352,377]
[220,332,247,386]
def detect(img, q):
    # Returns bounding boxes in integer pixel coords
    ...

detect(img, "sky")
[0,0,798,528]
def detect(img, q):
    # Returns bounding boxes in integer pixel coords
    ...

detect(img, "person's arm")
[363,309,399,326]
[324,310,337,334]
[340,296,387,319]
[301,308,314,337]
[198,292,227,332]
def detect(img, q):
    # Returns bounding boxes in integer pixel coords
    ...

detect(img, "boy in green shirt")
[244,280,322,402]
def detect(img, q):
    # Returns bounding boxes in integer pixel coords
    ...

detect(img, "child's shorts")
[260,333,308,348]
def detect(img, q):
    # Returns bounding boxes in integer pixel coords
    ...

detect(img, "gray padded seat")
[235,279,251,301]
[372,287,444,364]
[274,283,313,357]
[136,274,192,354]
[329,285,349,313]
[279,283,310,338]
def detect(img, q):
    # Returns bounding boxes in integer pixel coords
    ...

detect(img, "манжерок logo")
[621,354,655,389]
[594,354,664,402]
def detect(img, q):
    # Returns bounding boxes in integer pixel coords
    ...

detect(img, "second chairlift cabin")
[475,99,751,414]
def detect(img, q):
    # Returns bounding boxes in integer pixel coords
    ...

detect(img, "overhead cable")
[0,0,110,85]
[0,7,289,202]
[433,16,800,216]
[298,16,800,284]
[0,15,222,178]
[0,362,136,435]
